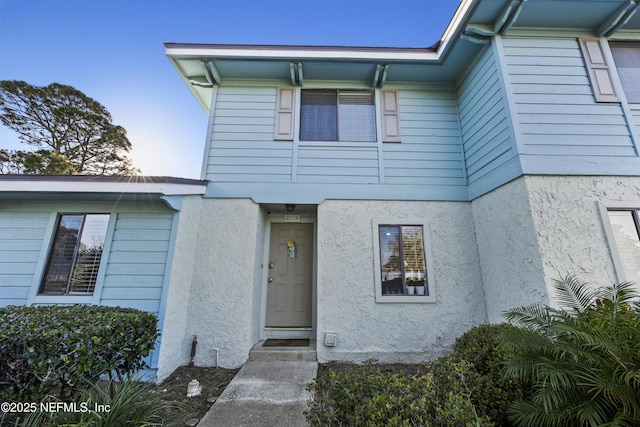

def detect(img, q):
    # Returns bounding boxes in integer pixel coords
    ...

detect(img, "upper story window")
[274,87,401,143]
[610,42,640,104]
[300,90,376,142]
[39,213,110,295]
[579,38,640,104]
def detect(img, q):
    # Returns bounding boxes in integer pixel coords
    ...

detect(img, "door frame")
[259,214,317,339]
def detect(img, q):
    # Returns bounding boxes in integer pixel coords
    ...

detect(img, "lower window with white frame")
[606,209,640,284]
[373,220,435,302]
[39,213,110,296]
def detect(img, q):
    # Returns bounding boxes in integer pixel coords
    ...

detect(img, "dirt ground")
[154,365,240,426]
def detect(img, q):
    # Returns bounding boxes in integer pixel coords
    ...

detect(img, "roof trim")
[0,175,207,195]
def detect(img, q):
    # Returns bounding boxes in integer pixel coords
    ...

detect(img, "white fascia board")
[166,46,441,62]
[0,180,206,196]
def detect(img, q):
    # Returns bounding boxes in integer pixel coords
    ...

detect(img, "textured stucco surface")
[186,198,262,368]
[472,175,640,323]
[315,200,486,363]
[156,196,203,381]
[471,178,548,323]
[525,175,640,295]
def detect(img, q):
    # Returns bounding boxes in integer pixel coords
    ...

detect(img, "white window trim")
[597,201,640,283]
[27,212,115,305]
[372,218,436,303]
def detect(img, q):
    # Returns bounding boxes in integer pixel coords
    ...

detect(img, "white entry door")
[265,223,313,328]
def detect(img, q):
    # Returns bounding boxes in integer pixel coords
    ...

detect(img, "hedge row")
[0,304,159,400]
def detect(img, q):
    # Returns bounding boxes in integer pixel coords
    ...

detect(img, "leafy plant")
[501,275,640,427]
[452,323,531,426]
[6,378,165,427]
[0,304,159,400]
[305,359,492,426]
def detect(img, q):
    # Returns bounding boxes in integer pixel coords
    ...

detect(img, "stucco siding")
[156,196,203,381]
[471,177,548,322]
[502,36,636,172]
[524,176,640,292]
[186,198,262,368]
[0,212,50,307]
[316,200,486,363]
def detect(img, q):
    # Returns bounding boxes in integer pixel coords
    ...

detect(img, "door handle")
[268,278,273,283]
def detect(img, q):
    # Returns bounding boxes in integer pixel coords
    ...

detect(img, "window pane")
[41,215,84,294]
[69,214,109,294]
[379,226,403,295]
[611,45,640,103]
[300,90,337,141]
[338,91,376,142]
[608,211,640,284]
[402,226,427,290]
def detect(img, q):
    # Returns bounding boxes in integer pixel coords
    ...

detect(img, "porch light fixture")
[285,204,296,212]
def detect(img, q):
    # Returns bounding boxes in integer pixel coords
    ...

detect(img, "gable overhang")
[166,0,640,114]
[0,175,206,208]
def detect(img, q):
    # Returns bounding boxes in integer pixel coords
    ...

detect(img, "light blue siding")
[205,86,293,183]
[204,85,470,200]
[384,88,467,187]
[99,213,173,314]
[457,44,520,199]
[0,212,49,307]
[502,36,637,173]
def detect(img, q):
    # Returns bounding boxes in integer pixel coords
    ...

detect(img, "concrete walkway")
[197,360,318,426]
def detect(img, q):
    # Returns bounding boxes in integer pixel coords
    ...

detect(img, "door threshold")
[262,328,313,340]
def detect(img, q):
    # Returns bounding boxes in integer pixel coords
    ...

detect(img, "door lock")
[268,262,274,269]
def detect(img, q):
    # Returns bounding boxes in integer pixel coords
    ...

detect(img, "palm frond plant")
[501,275,640,427]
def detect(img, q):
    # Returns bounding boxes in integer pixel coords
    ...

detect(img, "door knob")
[268,278,273,283]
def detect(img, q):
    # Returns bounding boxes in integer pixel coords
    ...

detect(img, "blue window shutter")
[275,87,296,140]
[381,89,401,142]
[579,38,620,103]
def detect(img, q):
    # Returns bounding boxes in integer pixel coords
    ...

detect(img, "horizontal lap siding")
[503,37,634,162]
[297,145,379,184]
[458,45,517,191]
[100,213,174,314]
[206,87,293,183]
[0,212,49,306]
[383,88,466,186]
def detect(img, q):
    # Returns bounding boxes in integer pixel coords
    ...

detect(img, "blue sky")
[0,0,461,179]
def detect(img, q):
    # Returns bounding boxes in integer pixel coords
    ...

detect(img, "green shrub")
[502,275,640,426]
[305,359,492,426]
[453,323,531,426]
[0,304,159,400]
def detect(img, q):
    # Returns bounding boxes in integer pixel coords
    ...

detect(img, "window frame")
[372,218,436,303]
[598,202,640,284]
[38,213,111,297]
[609,41,640,104]
[299,89,377,143]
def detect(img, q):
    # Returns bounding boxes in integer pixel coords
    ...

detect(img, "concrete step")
[249,340,317,362]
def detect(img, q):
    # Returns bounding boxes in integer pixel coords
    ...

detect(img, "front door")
[266,223,313,328]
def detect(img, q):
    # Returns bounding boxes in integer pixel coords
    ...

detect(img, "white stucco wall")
[156,196,203,381]
[525,175,640,294]
[186,198,262,368]
[471,177,548,323]
[315,200,486,363]
[472,175,640,323]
